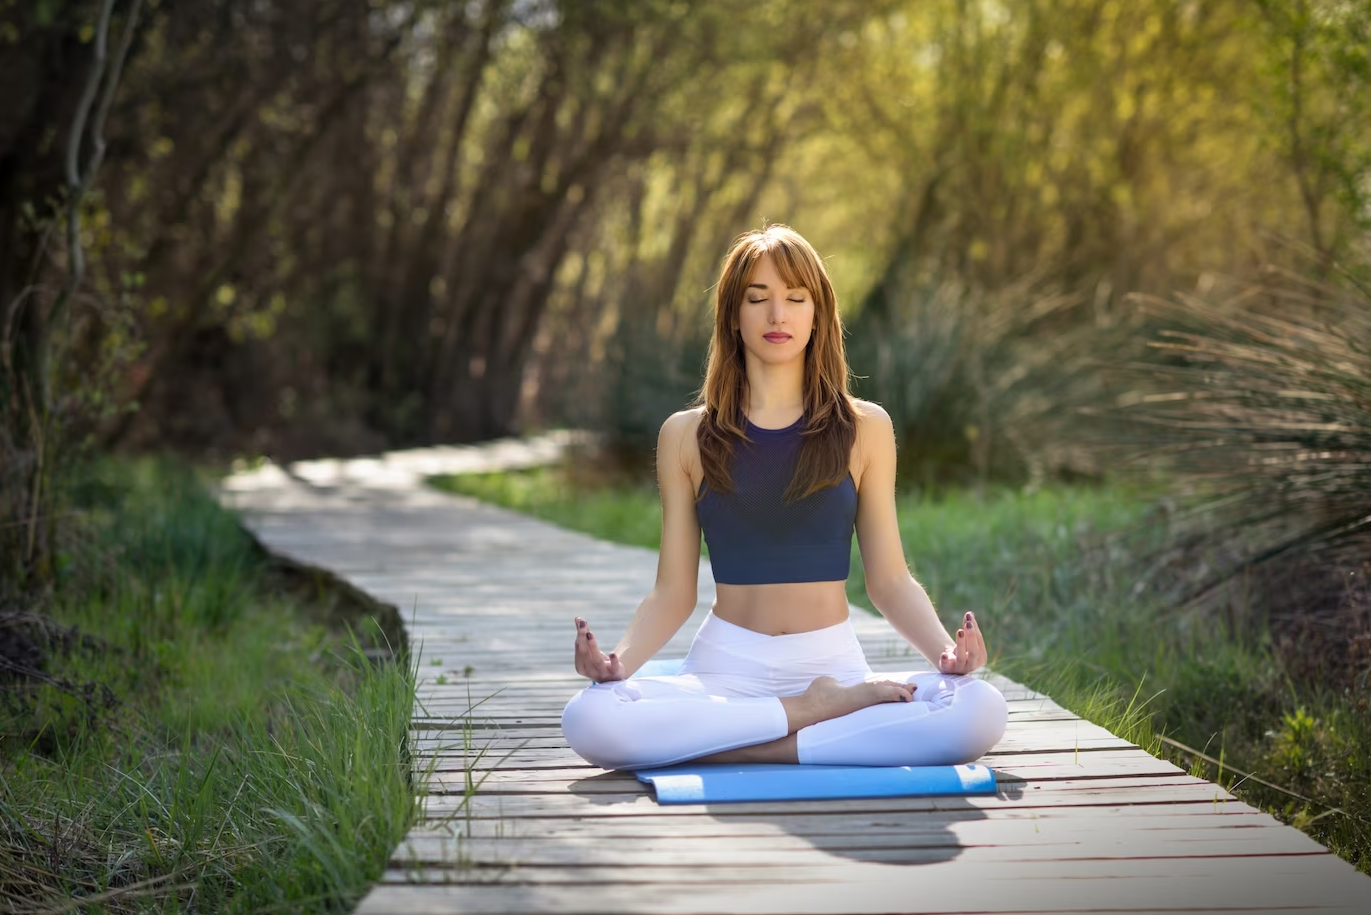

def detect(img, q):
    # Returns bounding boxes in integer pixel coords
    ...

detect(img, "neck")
[743,351,805,414]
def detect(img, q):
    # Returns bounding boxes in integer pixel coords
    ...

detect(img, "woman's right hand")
[574,617,626,682]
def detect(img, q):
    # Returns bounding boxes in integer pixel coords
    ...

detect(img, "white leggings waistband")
[676,611,873,696]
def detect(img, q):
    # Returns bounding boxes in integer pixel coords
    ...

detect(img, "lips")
[763,333,791,343]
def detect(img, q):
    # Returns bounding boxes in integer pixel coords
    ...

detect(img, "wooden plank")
[355,854,1370,914]
[414,695,1069,712]
[391,810,1322,865]
[389,829,1329,869]
[375,866,1357,915]
[408,718,1127,745]
[372,871,1361,915]
[411,696,1063,718]
[416,782,1247,820]
[419,775,1221,809]
[408,734,1136,758]
[392,807,1278,843]
[411,706,1079,726]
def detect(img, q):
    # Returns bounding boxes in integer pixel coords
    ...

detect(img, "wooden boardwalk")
[219,450,1370,914]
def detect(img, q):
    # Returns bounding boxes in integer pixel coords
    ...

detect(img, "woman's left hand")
[938,611,988,675]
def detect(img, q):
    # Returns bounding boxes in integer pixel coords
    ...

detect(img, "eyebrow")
[747,283,806,291]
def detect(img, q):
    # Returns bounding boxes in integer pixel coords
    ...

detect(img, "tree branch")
[43,0,143,408]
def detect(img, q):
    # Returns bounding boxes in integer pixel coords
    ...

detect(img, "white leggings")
[561,612,1008,771]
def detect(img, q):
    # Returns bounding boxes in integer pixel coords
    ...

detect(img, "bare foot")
[780,676,913,733]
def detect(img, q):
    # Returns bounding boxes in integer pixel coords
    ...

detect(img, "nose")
[768,297,785,325]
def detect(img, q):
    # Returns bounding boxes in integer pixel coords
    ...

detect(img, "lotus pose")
[561,225,1008,771]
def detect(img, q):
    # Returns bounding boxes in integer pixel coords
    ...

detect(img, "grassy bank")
[1,458,419,913]
[431,466,1370,873]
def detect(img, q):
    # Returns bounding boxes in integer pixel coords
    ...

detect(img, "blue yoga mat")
[636,762,997,804]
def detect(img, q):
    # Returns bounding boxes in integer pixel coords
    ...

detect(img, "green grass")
[430,465,1371,873]
[1,458,422,913]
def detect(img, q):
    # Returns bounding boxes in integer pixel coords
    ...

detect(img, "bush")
[1111,266,1371,691]
[845,275,1108,489]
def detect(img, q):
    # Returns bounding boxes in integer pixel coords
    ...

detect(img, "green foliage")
[1254,0,1371,251]
[0,458,419,912]
[1272,707,1320,776]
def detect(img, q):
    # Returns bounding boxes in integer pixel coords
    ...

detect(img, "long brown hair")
[694,225,856,504]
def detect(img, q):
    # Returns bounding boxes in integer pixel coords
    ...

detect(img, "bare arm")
[852,403,988,674]
[574,409,702,680]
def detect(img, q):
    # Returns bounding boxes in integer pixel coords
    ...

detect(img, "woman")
[561,225,1007,771]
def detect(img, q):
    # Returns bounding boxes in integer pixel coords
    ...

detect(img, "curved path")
[219,438,1368,914]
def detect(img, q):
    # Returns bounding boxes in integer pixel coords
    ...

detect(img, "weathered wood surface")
[218,454,1370,914]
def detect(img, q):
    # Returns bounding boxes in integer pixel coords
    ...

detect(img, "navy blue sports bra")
[695,414,858,585]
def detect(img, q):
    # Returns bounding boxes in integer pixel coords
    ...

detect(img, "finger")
[943,634,964,674]
[604,652,623,678]
[574,630,598,675]
[966,614,987,664]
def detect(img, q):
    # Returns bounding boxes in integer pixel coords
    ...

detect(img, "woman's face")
[734,254,815,364]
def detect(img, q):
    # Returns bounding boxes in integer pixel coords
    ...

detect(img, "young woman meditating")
[561,225,1008,771]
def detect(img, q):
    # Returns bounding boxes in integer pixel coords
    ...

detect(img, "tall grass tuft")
[0,457,419,913]
[2,645,419,913]
[1112,267,1371,688]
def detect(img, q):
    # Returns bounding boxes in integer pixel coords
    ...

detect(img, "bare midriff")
[711,580,851,636]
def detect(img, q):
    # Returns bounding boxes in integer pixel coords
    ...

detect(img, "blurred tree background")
[4,0,1370,673]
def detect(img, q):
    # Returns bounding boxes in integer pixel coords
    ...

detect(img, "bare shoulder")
[660,406,705,443]
[851,397,892,427]
[850,398,895,449]
[659,406,706,475]
[849,398,895,486]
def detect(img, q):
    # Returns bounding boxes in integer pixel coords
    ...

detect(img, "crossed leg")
[701,670,1007,766]
[561,669,1007,770]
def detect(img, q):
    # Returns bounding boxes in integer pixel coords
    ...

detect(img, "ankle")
[778,694,815,733]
